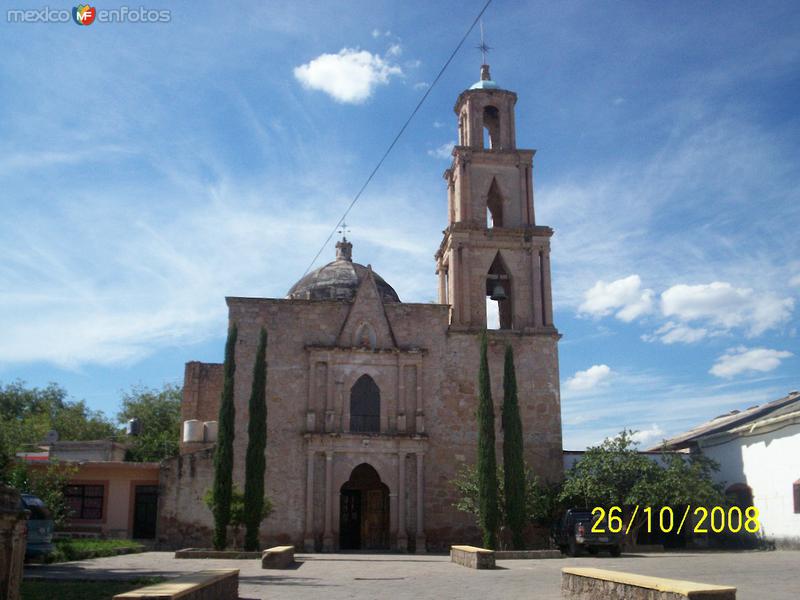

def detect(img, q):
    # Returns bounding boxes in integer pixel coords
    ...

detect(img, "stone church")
[158,64,563,552]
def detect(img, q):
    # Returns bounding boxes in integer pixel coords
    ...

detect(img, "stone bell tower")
[435,64,556,332]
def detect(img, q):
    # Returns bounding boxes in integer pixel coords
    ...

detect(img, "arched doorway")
[339,463,389,550]
[725,483,753,508]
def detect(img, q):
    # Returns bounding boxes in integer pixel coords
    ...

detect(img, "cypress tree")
[502,344,526,550]
[476,331,499,549]
[243,328,268,551]
[212,323,237,550]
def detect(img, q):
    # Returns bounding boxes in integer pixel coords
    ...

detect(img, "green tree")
[501,344,526,549]
[452,463,559,533]
[212,323,238,550]
[476,332,499,549]
[0,381,116,479]
[8,461,78,527]
[204,486,273,549]
[559,430,724,546]
[117,384,182,462]
[244,328,268,551]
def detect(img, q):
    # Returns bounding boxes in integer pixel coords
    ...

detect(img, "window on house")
[794,480,800,514]
[64,484,104,520]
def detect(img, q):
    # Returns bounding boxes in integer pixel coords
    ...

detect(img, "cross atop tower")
[336,222,353,262]
[476,19,493,79]
[337,221,350,242]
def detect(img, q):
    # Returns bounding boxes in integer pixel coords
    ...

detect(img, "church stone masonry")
[158,64,563,552]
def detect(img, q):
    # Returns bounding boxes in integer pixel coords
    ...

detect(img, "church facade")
[158,65,563,552]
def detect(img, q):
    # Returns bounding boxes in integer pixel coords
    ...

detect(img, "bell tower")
[435,64,556,332]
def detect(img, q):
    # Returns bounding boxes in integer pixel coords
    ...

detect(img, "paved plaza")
[24,550,799,599]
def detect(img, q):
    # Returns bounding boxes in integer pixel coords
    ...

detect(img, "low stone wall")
[495,549,561,559]
[450,545,495,569]
[114,568,238,600]
[0,486,27,600]
[561,567,736,600]
[175,548,260,559]
[262,545,295,569]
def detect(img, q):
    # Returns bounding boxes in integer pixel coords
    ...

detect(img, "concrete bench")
[113,569,238,600]
[261,545,295,569]
[450,545,495,569]
[562,567,736,600]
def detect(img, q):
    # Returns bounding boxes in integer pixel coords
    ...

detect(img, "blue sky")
[1,1,798,449]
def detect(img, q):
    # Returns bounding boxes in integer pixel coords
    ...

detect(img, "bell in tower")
[434,62,556,333]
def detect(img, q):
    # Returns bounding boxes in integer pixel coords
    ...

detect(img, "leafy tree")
[8,461,78,527]
[452,463,560,534]
[244,328,268,551]
[501,344,526,549]
[117,384,182,462]
[476,332,499,548]
[559,430,724,546]
[212,323,238,549]
[0,381,116,478]
[204,486,273,549]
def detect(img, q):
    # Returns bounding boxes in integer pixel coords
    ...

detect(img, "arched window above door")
[350,375,380,433]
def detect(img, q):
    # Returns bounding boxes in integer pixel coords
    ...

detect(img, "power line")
[300,0,494,277]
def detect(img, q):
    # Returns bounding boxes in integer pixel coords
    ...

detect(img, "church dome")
[286,239,400,303]
[469,64,501,90]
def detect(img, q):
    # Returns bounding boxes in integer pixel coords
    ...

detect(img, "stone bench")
[450,545,495,569]
[113,569,238,600]
[562,567,736,600]
[261,545,295,569]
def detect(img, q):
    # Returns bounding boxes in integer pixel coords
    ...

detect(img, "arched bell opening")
[486,252,512,330]
[486,177,504,228]
[482,105,500,149]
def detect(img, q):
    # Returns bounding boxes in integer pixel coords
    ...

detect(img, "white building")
[657,391,800,549]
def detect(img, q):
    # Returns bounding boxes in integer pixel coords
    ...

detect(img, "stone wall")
[0,486,27,600]
[182,361,224,424]
[158,448,216,549]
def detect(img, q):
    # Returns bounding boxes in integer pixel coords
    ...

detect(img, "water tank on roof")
[126,418,141,436]
[183,419,204,443]
[203,421,218,443]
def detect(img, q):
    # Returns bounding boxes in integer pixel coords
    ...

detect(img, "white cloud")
[631,424,664,446]
[413,82,429,90]
[294,48,402,104]
[790,274,800,287]
[565,364,613,392]
[661,281,793,337]
[427,142,454,160]
[579,275,654,322]
[643,321,709,344]
[709,346,793,378]
[387,44,402,57]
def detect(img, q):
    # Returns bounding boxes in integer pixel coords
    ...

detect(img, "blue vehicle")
[20,494,54,559]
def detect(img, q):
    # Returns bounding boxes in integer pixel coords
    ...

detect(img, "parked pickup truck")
[552,508,622,557]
